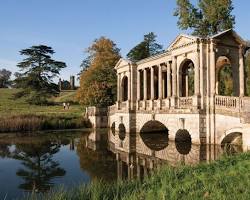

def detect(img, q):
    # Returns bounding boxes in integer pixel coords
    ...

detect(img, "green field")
[26,152,250,200]
[0,88,83,117]
[0,89,90,132]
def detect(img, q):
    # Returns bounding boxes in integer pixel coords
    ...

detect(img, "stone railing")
[86,106,108,116]
[108,104,116,114]
[139,101,144,109]
[153,100,158,107]
[178,97,193,109]
[120,101,127,110]
[86,107,96,116]
[215,95,242,111]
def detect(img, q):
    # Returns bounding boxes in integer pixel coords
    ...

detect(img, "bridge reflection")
[105,129,243,181]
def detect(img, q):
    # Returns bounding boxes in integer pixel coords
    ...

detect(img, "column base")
[192,95,201,109]
[170,96,178,108]
[116,101,121,110]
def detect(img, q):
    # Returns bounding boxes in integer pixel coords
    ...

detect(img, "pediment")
[211,29,247,47]
[115,58,131,69]
[167,34,197,50]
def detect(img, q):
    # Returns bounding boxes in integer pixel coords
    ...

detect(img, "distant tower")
[70,76,75,90]
[58,78,62,91]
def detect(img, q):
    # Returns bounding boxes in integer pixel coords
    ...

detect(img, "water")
[0,129,242,199]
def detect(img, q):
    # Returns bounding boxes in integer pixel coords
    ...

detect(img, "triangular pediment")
[211,29,248,47]
[167,34,197,50]
[115,58,131,69]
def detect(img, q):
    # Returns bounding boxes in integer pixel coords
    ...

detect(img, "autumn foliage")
[77,37,121,107]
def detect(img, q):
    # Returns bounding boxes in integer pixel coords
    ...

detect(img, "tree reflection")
[0,143,11,158]
[13,141,66,192]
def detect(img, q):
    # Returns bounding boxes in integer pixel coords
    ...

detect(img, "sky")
[0,0,250,85]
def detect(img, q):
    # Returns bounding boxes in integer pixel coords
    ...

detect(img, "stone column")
[210,41,216,96]
[172,57,177,97]
[137,70,141,101]
[171,57,177,108]
[195,49,200,95]
[128,70,131,101]
[239,45,245,96]
[162,75,166,98]
[210,40,216,144]
[151,67,155,100]
[117,73,121,101]
[158,65,163,99]
[185,74,189,96]
[143,69,147,100]
[116,73,121,109]
[200,40,204,108]
[167,62,172,97]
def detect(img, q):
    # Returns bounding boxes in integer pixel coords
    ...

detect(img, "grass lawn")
[0,89,90,132]
[26,152,250,200]
[0,88,83,117]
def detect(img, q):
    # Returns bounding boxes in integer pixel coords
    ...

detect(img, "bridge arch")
[118,123,126,140]
[220,128,243,145]
[215,56,234,96]
[140,120,169,151]
[140,120,169,134]
[121,76,128,101]
[178,59,195,97]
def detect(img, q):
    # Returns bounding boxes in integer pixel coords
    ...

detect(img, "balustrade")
[179,97,193,109]
[215,95,242,111]
[108,105,116,113]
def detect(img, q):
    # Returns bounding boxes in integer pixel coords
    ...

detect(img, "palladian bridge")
[90,29,250,151]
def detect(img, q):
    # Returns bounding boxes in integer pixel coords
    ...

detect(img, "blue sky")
[0,0,250,84]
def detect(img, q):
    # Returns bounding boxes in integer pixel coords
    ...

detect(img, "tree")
[0,68,12,88]
[127,32,163,62]
[77,37,121,107]
[174,0,235,37]
[15,45,66,104]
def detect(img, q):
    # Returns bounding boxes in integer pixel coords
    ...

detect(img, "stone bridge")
[89,30,250,151]
[83,29,250,150]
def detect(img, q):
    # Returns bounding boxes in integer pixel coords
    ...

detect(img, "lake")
[0,129,242,199]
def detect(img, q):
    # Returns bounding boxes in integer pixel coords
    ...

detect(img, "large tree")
[0,68,12,88]
[127,32,163,62]
[77,37,120,107]
[15,45,66,104]
[174,0,235,37]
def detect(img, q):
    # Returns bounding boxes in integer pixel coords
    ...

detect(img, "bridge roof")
[211,29,250,48]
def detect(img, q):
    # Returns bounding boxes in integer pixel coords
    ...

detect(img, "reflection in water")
[0,143,11,158]
[76,131,116,181]
[108,128,244,181]
[13,142,66,192]
[140,133,168,151]
[175,129,192,155]
[0,129,245,199]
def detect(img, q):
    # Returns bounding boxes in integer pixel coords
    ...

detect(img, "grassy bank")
[27,152,250,200]
[0,89,91,132]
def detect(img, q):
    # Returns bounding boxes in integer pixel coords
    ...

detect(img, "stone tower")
[70,76,75,90]
[58,78,62,91]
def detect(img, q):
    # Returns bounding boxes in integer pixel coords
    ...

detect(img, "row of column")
[137,60,177,101]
